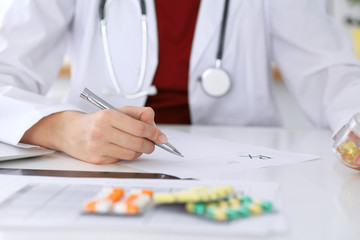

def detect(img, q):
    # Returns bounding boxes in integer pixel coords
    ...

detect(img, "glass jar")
[333,113,360,170]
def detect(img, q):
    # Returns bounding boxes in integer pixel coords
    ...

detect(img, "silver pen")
[80,88,183,157]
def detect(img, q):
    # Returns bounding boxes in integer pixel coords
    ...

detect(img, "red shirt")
[145,0,201,124]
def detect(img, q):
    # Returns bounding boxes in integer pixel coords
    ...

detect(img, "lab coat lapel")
[190,0,225,75]
[144,0,158,89]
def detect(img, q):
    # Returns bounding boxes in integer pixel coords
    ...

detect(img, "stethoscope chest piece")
[200,67,231,97]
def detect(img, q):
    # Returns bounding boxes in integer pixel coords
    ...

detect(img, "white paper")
[118,131,319,179]
[0,142,54,161]
[0,174,286,236]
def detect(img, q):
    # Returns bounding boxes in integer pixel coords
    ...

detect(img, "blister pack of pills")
[333,113,360,170]
[84,187,153,215]
[154,185,233,204]
[154,185,273,222]
[185,194,273,221]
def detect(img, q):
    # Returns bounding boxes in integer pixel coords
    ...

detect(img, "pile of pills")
[84,187,153,215]
[154,185,233,204]
[185,194,273,221]
[336,131,360,168]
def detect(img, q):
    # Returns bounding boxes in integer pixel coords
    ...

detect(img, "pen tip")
[162,142,183,157]
[173,149,183,157]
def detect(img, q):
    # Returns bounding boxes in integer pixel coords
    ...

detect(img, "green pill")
[227,209,238,220]
[240,196,252,204]
[206,206,216,218]
[261,201,273,212]
[238,206,250,218]
[194,203,206,215]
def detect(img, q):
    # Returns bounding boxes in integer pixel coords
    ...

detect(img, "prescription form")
[0,174,286,236]
[119,130,319,179]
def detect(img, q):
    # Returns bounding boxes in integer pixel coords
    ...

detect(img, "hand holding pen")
[80,88,183,159]
[22,87,182,164]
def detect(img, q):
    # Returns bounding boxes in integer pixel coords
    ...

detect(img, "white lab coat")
[0,0,360,146]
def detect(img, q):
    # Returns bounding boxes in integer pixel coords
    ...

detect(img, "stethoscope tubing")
[99,0,231,99]
[100,0,151,99]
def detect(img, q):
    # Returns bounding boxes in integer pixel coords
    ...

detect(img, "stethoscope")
[99,0,231,99]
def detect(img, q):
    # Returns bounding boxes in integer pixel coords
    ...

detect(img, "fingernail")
[159,134,168,144]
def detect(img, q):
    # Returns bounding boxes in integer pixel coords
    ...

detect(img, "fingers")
[105,125,155,154]
[85,142,143,165]
[114,107,168,144]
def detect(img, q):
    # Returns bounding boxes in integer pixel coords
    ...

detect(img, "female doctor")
[0,0,360,165]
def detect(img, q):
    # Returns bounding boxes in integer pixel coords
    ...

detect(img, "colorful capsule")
[261,201,273,212]
[154,193,176,203]
[213,208,227,221]
[193,203,206,215]
[154,185,233,204]
[226,208,238,220]
[240,195,252,204]
[238,205,250,218]
[84,187,153,215]
[249,203,262,215]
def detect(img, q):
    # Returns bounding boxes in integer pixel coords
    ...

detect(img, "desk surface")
[0,125,359,240]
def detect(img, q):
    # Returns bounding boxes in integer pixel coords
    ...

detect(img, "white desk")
[0,125,359,240]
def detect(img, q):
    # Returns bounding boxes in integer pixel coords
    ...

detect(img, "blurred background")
[0,0,359,129]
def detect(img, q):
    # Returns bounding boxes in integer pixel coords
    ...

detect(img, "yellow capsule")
[208,192,218,201]
[229,198,240,208]
[175,193,186,202]
[213,208,227,221]
[189,193,201,202]
[177,193,194,202]
[214,188,227,199]
[342,140,357,152]
[199,192,210,202]
[224,186,233,195]
[228,197,238,204]
[249,203,262,215]
[186,203,195,213]
[154,193,176,203]
[341,153,354,164]
[253,199,262,205]
[218,201,229,208]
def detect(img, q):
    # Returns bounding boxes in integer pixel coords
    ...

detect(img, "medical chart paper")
[0,175,286,236]
[119,131,319,179]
